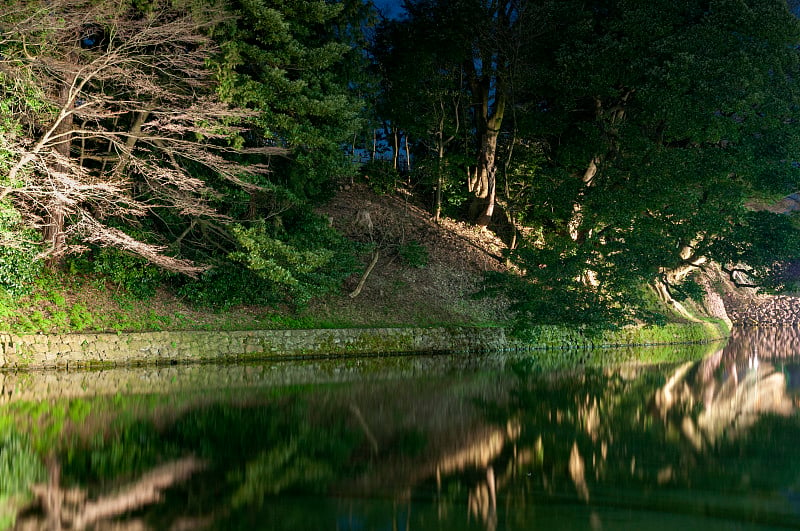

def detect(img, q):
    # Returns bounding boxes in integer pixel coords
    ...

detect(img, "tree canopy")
[373,0,800,326]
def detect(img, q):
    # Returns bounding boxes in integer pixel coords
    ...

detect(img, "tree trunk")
[653,278,703,323]
[568,156,600,243]
[43,76,75,264]
[473,128,499,227]
[404,134,411,173]
[111,110,150,182]
[467,71,505,227]
[391,125,399,170]
[435,141,444,222]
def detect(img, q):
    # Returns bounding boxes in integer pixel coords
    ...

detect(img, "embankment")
[0,320,729,369]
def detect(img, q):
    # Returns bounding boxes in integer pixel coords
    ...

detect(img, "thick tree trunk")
[653,278,703,323]
[465,54,506,227]
[568,156,599,243]
[569,93,631,243]
[472,116,501,227]
[43,76,75,264]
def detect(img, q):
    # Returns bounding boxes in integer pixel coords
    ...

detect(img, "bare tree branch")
[0,0,287,272]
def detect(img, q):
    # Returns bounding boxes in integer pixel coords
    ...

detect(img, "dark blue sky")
[373,0,404,19]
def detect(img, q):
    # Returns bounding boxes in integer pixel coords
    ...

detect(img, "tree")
[0,0,279,273]
[210,0,374,199]
[382,0,536,226]
[156,0,375,307]
[499,0,800,325]
[370,16,466,220]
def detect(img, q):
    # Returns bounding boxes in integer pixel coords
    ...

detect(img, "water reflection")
[2,333,800,529]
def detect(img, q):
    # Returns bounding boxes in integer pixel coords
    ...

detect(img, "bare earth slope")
[308,183,512,326]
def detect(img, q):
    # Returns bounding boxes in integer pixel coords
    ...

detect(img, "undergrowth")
[0,270,499,335]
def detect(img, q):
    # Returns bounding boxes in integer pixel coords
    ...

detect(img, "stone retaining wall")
[0,319,730,370]
[726,294,800,326]
[0,327,512,369]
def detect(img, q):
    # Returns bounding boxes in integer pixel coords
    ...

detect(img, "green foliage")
[410,154,472,217]
[69,249,172,300]
[179,208,361,308]
[68,303,95,332]
[711,210,800,289]
[361,159,400,195]
[484,0,800,324]
[210,0,375,198]
[486,234,668,331]
[230,223,335,288]
[0,203,41,297]
[673,275,706,304]
[0,245,40,298]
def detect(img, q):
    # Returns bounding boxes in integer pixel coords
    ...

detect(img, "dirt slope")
[308,183,512,326]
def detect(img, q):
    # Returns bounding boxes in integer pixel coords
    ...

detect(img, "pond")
[1,328,800,530]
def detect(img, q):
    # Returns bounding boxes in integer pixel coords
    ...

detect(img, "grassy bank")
[517,320,730,349]
[0,269,731,354]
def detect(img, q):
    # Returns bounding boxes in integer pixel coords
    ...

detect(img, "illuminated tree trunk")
[42,73,75,264]
[472,128,499,226]
[467,73,506,227]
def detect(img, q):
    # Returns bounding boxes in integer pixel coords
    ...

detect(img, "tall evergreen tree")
[210,0,375,199]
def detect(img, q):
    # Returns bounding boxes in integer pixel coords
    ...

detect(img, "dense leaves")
[487,0,800,325]
[211,0,373,197]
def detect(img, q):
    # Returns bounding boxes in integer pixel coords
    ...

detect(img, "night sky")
[373,0,404,19]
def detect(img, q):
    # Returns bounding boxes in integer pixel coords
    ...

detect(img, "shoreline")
[0,320,730,369]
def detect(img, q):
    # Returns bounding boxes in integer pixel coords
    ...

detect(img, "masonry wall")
[0,327,513,369]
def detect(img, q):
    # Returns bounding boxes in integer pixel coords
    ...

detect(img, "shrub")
[0,203,41,297]
[361,159,400,195]
[177,208,362,309]
[0,245,41,297]
[69,248,172,300]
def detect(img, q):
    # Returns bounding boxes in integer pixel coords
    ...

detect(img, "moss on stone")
[0,320,729,369]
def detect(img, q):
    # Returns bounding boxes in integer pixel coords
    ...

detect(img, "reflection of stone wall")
[0,321,728,370]
[0,327,511,369]
[727,326,800,360]
[0,354,519,404]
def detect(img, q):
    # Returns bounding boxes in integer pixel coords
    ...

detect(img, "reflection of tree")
[15,456,205,530]
[229,441,334,508]
[0,429,43,529]
[475,349,800,529]
[4,348,800,530]
[335,376,521,531]
[655,350,794,448]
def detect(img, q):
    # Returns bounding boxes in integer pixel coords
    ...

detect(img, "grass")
[0,271,492,335]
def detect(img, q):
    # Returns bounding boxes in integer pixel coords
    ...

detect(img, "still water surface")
[2,327,800,530]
